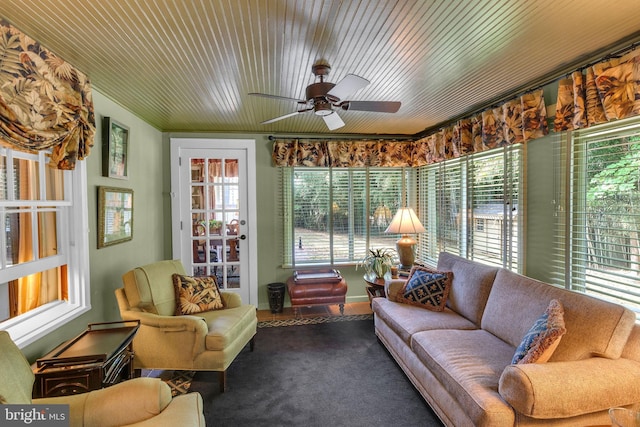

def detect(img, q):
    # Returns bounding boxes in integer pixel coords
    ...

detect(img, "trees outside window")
[282,168,408,266]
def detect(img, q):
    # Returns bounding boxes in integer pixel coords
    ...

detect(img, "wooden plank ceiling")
[1,0,640,136]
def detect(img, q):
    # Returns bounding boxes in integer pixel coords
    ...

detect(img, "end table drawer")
[34,365,103,398]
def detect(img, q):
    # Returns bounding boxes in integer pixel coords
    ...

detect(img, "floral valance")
[554,47,640,131]
[272,139,415,167]
[0,21,95,169]
[272,89,548,168]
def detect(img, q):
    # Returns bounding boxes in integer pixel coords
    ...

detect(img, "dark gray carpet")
[189,319,444,427]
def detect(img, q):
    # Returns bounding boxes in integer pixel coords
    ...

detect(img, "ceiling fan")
[249,60,401,130]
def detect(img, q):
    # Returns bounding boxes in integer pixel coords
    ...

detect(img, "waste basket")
[267,282,286,313]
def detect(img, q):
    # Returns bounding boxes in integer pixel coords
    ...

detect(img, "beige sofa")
[372,252,640,426]
[0,331,205,426]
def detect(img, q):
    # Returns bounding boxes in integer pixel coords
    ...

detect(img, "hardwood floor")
[256,301,373,322]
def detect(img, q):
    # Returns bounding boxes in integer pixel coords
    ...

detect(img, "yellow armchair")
[0,331,205,427]
[115,259,257,392]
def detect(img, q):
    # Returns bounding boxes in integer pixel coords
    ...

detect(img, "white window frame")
[282,167,409,267]
[0,149,90,348]
[554,116,640,317]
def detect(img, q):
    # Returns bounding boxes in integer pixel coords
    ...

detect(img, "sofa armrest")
[221,291,242,308]
[384,279,406,302]
[35,378,175,427]
[499,357,640,419]
[124,392,205,427]
[120,310,208,334]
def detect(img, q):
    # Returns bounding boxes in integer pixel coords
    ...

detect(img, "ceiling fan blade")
[249,92,306,103]
[322,111,345,130]
[326,74,370,101]
[261,111,304,125]
[341,101,401,113]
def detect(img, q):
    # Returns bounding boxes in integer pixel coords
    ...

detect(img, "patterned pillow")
[172,274,226,315]
[398,265,453,311]
[511,299,566,364]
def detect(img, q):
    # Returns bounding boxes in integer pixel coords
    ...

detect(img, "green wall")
[162,132,371,311]
[21,91,166,361]
[20,88,561,361]
[524,132,559,283]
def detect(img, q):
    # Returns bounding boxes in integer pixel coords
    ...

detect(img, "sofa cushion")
[202,304,257,351]
[398,265,452,311]
[482,268,636,361]
[372,298,477,345]
[511,299,566,364]
[412,329,516,426]
[437,252,499,325]
[172,274,226,315]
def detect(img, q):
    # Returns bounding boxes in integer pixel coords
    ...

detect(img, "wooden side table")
[32,320,139,398]
[364,276,388,305]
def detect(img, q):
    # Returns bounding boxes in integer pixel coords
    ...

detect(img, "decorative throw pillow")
[397,265,452,311]
[511,299,567,364]
[172,274,225,315]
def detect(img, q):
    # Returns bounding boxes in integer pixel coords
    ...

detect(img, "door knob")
[240,234,246,240]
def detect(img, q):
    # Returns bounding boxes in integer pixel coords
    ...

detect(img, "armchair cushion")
[172,274,225,315]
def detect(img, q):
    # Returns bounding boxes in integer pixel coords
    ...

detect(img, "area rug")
[164,370,195,397]
[162,314,374,395]
[188,319,443,427]
[257,313,373,328]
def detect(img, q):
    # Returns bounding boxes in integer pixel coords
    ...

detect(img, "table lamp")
[385,207,425,269]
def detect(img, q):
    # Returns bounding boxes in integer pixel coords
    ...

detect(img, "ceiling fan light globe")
[314,101,333,116]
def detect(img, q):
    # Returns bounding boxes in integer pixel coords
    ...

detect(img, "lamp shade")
[384,207,425,235]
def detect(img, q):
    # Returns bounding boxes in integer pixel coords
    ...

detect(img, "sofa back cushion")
[622,324,640,362]
[437,252,499,325]
[122,259,186,317]
[482,268,636,361]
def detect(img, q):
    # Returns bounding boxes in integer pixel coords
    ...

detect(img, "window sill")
[1,301,91,348]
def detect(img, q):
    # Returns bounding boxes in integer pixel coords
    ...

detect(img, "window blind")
[468,147,521,269]
[282,167,405,267]
[556,117,640,316]
[417,145,522,271]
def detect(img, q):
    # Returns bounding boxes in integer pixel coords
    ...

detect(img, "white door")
[170,138,257,305]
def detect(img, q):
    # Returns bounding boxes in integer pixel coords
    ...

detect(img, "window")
[0,147,90,347]
[418,145,523,270]
[282,167,409,266]
[554,116,640,316]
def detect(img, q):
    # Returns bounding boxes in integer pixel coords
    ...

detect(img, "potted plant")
[200,219,223,234]
[357,248,397,282]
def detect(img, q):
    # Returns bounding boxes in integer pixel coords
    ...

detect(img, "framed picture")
[97,186,133,248]
[102,117,129,179]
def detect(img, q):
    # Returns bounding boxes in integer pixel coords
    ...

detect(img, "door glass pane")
[191,159,204,182]
[191,186,204,209]
[225,265,240,289]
